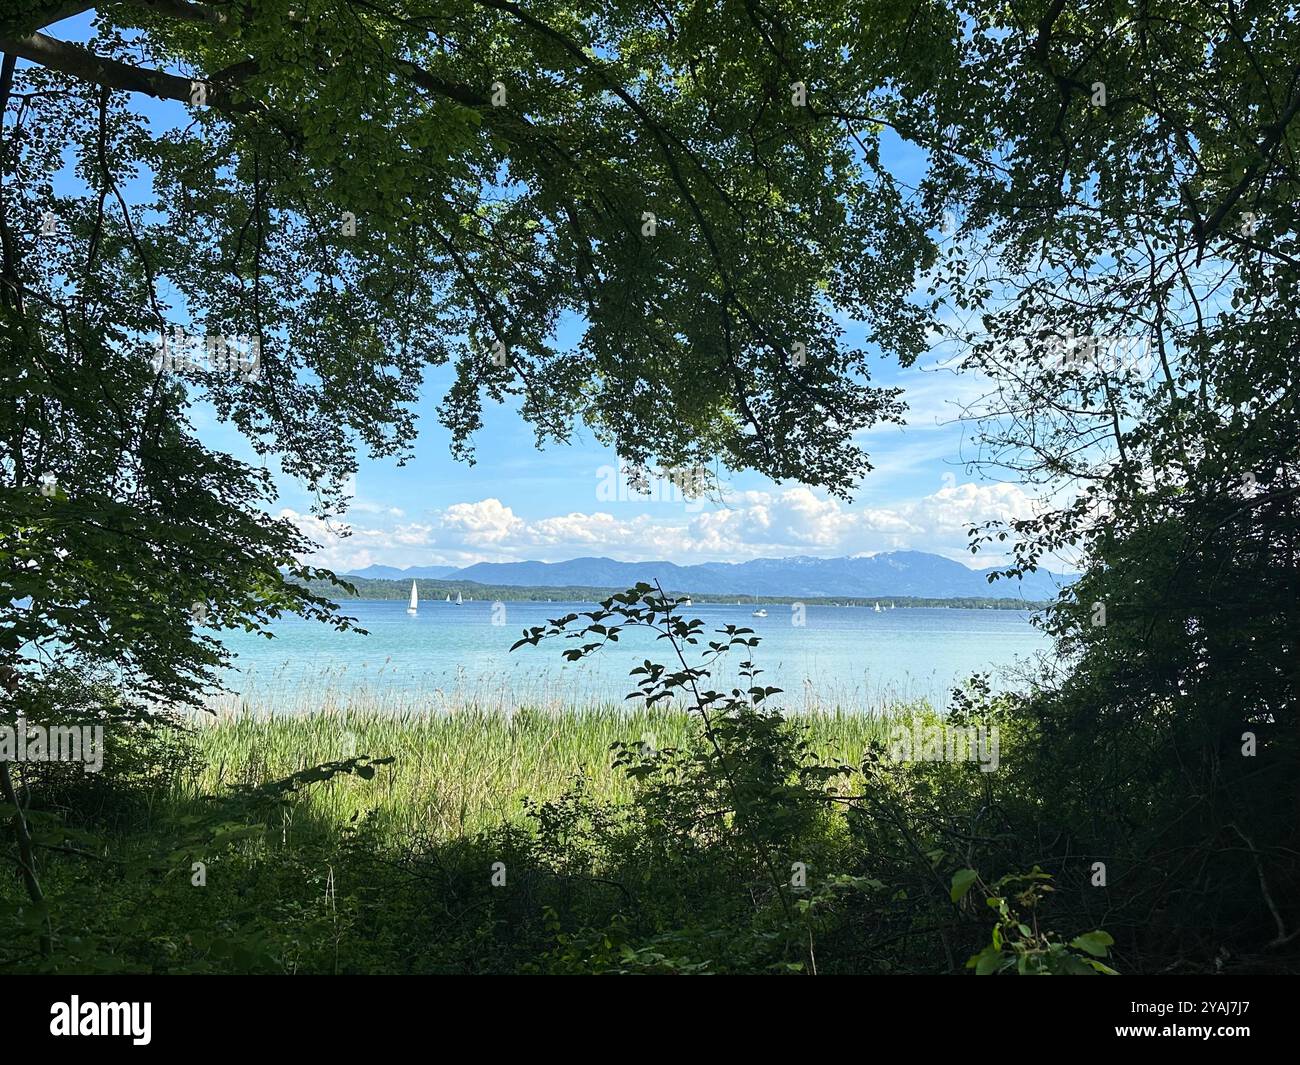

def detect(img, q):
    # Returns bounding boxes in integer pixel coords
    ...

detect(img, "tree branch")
[0,760,51,957]
[0,29,252,112]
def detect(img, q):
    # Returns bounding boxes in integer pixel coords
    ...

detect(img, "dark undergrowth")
[3,587,1296,975]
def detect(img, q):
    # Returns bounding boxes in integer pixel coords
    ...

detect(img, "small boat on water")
[752,608,768,617]
[445,593,451,603]
[874,602,882,613]
[407,581,418,615]
[455,591,463,606]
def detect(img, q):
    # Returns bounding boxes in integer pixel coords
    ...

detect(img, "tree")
[4,0,1297,971]
[0,0,952,709]
[924,0,1300,955]
[0,2,963,960]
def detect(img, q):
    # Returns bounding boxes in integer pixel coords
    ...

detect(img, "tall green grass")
[183,702,900,840]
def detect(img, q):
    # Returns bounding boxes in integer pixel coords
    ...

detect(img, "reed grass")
[181,698,904,840]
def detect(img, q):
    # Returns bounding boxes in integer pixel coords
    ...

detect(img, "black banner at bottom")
[0,974,1287,1051]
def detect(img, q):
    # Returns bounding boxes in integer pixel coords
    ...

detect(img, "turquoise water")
[211,600,1052,712]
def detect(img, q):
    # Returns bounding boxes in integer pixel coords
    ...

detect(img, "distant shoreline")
[296,576,1050,611]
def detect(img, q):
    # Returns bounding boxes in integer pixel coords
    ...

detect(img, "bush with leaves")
[955,867,1117,976]
[507,584,1115,974]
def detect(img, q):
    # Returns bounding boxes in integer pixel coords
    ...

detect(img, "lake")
[210,599,1053,713]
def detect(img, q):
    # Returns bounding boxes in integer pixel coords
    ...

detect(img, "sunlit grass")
[181,696,909,840]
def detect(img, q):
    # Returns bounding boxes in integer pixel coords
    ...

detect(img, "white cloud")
[906,482,1038,533]
[439,498,525,545]
[530,511,638,545]
[351,501,405,517]
[282,480,1048,572]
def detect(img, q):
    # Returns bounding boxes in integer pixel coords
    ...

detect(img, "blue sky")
[201,320,1036,574]
[40,10,1040,572]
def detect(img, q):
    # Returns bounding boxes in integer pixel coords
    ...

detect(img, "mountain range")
[346,551,1069,601]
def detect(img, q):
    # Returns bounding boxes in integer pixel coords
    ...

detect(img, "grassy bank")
[183,704,899,839]
[6,700,935,974]
[0,688,1185,974]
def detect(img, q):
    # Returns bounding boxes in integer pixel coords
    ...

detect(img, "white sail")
[445,593,450,602]
[407,581,418,614]
[456,591,463,605]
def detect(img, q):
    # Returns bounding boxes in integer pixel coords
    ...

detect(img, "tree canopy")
[2,0,958,703]
[2,0,1298,977]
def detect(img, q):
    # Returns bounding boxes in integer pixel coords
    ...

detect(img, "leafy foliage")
[958,868,1118,976]
[2,592,1122,975]
[4,0,1299,975]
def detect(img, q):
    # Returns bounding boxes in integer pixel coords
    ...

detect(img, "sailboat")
[455,591,463,606]
[445,593,451,603]
[873,602,882,613]
[407,581,418,615]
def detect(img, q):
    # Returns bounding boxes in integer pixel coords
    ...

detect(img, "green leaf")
[1069,931,1114,957]
[967,946,1003,975]
[950,867,979,903]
